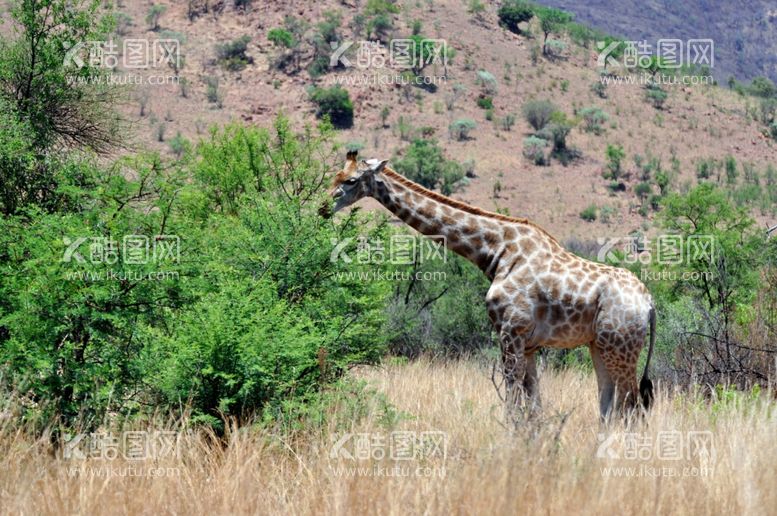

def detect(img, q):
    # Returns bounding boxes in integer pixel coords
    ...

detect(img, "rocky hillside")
[101,0,775,239]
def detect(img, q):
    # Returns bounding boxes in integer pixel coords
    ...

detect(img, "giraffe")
[322,151,656,419]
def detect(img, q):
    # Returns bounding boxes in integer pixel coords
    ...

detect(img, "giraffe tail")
[639,304,656,410]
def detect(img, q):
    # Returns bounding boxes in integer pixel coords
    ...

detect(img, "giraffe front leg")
[523,351,541,415]
[499,327,527,414]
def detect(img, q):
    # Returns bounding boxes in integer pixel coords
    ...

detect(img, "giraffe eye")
[345,178,357,185]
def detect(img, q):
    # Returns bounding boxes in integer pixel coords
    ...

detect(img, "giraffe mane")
[381,166,560,244]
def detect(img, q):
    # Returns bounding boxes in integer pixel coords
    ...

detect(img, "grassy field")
[1,359,775,515]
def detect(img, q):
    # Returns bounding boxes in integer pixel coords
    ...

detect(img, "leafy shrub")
[604,144,625,179]
[497,0,534,34]
[499,113,516,131]
[268,28,294,48]
[364,0,400,41]
[310,86,354,129]
[537,112,575,163]
[476,96,493,109]
[205,76,223,107]
[169,132,191,158]
[522,136,548,165]
[634,182,652,200]
[591,80,607,98]
[747,76,777,98]
[216,35,253,71]
[579,106,608,134]
[535,6,573,55]
[449,118,477,140]
[645,86,668,109]
[475,70,497,95]
[115,12,133,36]
[522,99,557,131]
[146,4,166,31]
[394,138,464,192]
[580,204,597,221]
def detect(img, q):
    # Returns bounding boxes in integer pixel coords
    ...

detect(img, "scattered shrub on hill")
[146,4,166,31]
[394,138,465,194]
[364,0,400,42]
[449,118,477,140]
[205,76,223,108]
[534,6,573,55]
[580,204,597,221]
[522,99,557,131]
[497,0,534,35]
[747,76,777,98]
[309,10,342,77]
[522,136,548,165]
[309,86,354,129]
[591,80,607,98]
[604,144,625,180]
[579,106,608,134]
[645,85,668,109]
[499,113,516,131]
[216,35,253,71]
[475,70,498,95]
[114,12,133,36]
[476,96,493,109]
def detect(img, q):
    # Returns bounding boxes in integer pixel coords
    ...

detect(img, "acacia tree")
[0,0,122,153]
[0,0,123,215]
[534,7,572,55]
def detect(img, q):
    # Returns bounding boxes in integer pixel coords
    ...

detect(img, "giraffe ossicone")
[324,151,656,420]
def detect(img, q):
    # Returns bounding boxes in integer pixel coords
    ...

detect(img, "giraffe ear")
[368,159,389,173]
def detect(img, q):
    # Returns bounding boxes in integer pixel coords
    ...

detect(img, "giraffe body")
[325,153,655,418]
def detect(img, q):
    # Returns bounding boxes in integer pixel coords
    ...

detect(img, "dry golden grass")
[2,359,776,515]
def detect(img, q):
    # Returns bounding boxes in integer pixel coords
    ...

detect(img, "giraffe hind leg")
[590,343,615,422]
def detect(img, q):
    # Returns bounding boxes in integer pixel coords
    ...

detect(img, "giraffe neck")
[371,168,510,276]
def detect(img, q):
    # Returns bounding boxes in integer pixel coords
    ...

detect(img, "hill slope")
[103,0,776,238]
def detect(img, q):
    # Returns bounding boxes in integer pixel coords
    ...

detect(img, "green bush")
[475,70,498,95]
[499,113,517,131]
[0,116,392,431]
[476,96,494,109]
[310,86,354,129]
[497,0,534,34]
[146,4,166,31]
[449,118,477,140]
[522,99,557,131]
[522,136,548,165]
[591,80,607,98]
[579,106,608,134]
[604,144,625,179]
[394,138,464,192]
[268,28,294,48]
[580,204,597,221]
[645,86,668,109]
[216,35,253,71]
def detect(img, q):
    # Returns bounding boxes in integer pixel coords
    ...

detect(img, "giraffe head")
[321,151,388,218]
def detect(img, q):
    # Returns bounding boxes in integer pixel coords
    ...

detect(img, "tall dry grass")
[1,359,776,515]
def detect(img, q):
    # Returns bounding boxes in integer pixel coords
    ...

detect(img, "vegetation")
[309,86,354,129]
[579,204,597,221]
[604,144,625,180]
[579,107,608,134]
[522,136,548,165]
[146,4,167,31]
[215,35,253,71]
[497,0,533,34]
[393,139,465,194]
[534,6,573,55]
[449,118,477,140]
[522,99,557,131]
